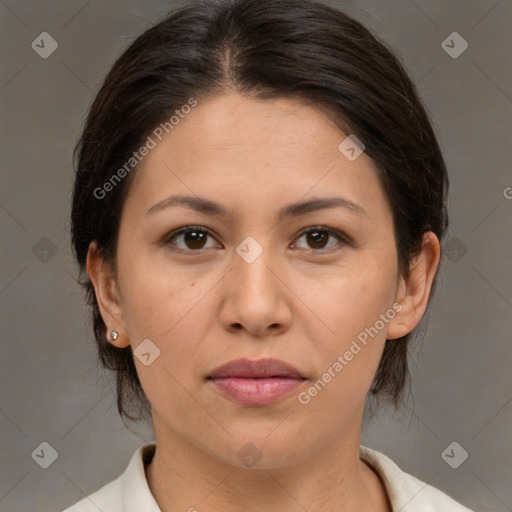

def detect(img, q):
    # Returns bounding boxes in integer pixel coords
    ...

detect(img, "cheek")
[116,249,221,381]
[117,246,205,337]
[303,250,397,342]
[296,249,398,395]
[117,260,214,413]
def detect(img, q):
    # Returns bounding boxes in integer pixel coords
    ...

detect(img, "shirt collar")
[359,445,438,511]
[121,442,161,512]
[120,442,439,512]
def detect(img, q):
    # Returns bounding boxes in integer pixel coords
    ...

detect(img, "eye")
[164,226,219,251]
[163,225,350,254]
[292,226,349,252]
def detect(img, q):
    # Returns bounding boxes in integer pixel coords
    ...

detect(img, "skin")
[87,92,440,512]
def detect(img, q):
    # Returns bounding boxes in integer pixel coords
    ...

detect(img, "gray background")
[0,0,510,511]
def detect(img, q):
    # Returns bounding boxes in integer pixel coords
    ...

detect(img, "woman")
[65,0,473,510]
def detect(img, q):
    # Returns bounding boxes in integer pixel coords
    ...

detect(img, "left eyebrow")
[277,196,367,221]
[145,194,367,219]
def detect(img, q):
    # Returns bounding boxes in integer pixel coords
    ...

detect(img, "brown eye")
[165,226,217,251]
[293,226,347,252]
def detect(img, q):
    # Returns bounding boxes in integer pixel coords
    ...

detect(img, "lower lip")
[209,377,305,406]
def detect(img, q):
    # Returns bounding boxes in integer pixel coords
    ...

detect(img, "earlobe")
[86,241,130,348]
[386,231,441,341]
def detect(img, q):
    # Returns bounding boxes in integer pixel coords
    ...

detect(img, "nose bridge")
[217,216,295,336]
[233,234,279,293]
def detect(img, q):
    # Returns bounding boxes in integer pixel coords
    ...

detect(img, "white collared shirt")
[62,443,473,511]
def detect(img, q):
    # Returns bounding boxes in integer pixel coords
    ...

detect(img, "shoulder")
[359,445,474,512]
[61,443,159,512]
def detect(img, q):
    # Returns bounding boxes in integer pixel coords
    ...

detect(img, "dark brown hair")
[71,0,448,424]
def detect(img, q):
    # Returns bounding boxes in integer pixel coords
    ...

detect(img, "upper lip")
[208,358,305,379]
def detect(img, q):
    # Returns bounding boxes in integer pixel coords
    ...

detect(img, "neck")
[145,416,391,512]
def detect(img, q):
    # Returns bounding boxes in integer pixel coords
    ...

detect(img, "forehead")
[125,92,388,221]
[161,93,348,155]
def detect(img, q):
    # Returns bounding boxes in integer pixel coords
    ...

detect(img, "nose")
[219,239,293,337]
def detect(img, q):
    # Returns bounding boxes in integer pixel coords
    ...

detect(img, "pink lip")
[207,358,306,406]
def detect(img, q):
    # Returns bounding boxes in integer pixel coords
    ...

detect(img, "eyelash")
[163,225,351,254]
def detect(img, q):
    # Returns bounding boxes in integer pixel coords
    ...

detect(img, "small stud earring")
[111,331,119,340]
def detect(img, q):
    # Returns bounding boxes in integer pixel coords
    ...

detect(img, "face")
[89,92,434,469]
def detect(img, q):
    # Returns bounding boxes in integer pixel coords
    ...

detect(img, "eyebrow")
[145,194,367,220]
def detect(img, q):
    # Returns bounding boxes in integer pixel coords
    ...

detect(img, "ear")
[386,231,441,340]
[86,241,130,348]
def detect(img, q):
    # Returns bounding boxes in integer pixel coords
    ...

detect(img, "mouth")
[207,358,306,406]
